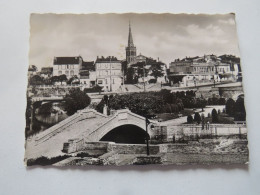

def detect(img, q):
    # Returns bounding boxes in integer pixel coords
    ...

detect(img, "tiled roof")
[53,56,82,65]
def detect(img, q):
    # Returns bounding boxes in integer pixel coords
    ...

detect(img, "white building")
[53,56,83,79]
[95,56,123,92]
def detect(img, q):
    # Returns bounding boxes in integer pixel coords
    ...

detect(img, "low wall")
[154,124,247,143]
[109,144,160,155]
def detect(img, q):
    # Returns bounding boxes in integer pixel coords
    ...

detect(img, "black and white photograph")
[24,13,248,166]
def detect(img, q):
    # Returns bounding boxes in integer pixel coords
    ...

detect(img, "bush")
[26,155,70,166]
[212,109,219,123]
[84,85,103,93]
[187,115,193,123]
[148,79,157,83]
[194,112,201,124]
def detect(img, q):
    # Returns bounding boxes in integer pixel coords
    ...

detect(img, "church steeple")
[128,21,134,47]
[126,21,136,64]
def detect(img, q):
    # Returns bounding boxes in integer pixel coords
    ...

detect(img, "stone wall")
[109,143,160,155]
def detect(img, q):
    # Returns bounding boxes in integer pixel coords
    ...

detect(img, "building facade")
[95,56,123,92]
[53,56,83,79]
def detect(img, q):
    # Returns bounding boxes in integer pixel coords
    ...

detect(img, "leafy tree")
[235,97,246,113]
[50,76,60,84]
[211,109,219,123]
[63,88,91,116]
[187,115,193,123]
[234,96,246,121]
[67,76,79,84]
[126,67,137,84]
[37,102,53,115]
[226,98,236,116]
[58,74,68,84]
[194,112,201,124]
[150,64,164,82]
[29,75,44,85]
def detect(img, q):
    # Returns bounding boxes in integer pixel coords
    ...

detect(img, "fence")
[151,124,247,143]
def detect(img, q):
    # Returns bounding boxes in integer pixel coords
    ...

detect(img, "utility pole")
[110,57,112,92]
[143,60,146,92]
[145,117,150,156]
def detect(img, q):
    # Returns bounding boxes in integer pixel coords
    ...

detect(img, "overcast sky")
[29,13,240,69]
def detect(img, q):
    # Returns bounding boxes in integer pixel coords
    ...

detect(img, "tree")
[226,98,235,116]
[29,75,44,85]
[58,74,68,84]
[67,75,79,84]
[187,115,193,123]
[63,88,91,116]
[50,76,60,84]
[150,64,164,82]
[194,112,201,124]
[211,109,219,123]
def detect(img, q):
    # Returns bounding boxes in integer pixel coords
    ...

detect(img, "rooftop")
[53,56,83,65]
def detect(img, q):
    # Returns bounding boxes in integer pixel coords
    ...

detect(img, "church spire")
[128,21,134,47]
[126,21,136,64]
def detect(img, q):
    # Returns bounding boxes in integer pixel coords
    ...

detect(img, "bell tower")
[126,21,136,64]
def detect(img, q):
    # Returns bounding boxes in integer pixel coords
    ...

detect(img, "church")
[125,22,168,84]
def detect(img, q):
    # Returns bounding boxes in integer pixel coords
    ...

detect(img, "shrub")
[187,115,193,123]
[212,109,219,123]
[194,112,201,124]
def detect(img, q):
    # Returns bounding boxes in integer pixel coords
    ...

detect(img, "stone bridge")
[25,109,158,159]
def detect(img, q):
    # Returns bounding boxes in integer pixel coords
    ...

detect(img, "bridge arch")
[87,109,157,142]
[100,124,148,144]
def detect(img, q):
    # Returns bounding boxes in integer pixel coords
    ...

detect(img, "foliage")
[225,98,236,115]
[67,76,79,84]
[187,115,193,123]
[63,88,91,116]
[27,155,70,166]
[150,64,164,81]
[83,85,103,94]
[148,79,157,84]
[29,75,44,85]
[37,102,53,115]
[208,97,226,105]
[211,109,219,123]
[194,112,201,124]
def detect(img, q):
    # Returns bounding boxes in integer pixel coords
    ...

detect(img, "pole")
[143,61,146,92]
[145,117,150,156]
[110,57,112,92]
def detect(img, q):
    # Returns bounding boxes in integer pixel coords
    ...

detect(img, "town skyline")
[29,13,240,69]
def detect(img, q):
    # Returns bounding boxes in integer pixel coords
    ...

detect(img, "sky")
[29,13,240,69]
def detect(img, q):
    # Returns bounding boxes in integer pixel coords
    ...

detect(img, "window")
[98,80,103,85]
[70,70,74,76]
[58,71,62,76]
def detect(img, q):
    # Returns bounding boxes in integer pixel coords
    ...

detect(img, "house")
[79,61,96,87]
[53,56,83,79]
[95,56,123,92]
